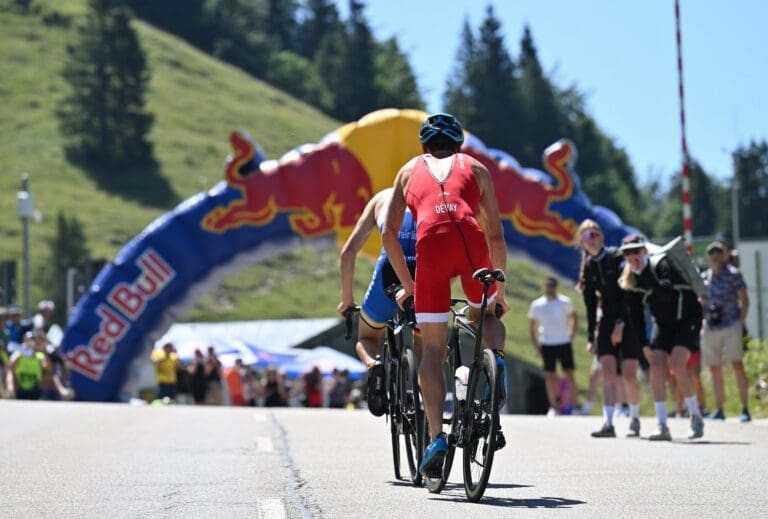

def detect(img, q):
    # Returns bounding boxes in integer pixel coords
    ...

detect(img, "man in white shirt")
[528,276,579,416]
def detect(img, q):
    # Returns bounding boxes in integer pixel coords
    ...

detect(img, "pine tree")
[518,26,565,167]
[45,212,90,324]
[443,18,477,123]
[374,38,425,109]
[444,6,522,153]
[298,0,340,59]
[58,0,154,166]
[333,0,378,121]
[655,160,723,238]
[732,140,768,238]
[266,0,299,52]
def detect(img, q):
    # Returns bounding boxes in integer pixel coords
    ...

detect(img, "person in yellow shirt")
[151,342,179,401]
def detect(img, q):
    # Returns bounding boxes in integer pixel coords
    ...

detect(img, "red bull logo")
[202,131,373,237]
[69,249,176,380]
[465,139,578,245]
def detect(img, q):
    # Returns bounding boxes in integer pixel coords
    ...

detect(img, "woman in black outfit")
[189,349,209,405]
[263,366,288,407]
[578,220,642,438]
[619,235,704,441]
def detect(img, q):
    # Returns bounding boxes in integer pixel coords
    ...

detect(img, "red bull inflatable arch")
[61,109,639,401]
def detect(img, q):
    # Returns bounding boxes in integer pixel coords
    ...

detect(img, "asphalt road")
[1,401,766,518]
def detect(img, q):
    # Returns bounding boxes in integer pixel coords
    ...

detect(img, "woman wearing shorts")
[578,220,643,438]
[619,235,704,441]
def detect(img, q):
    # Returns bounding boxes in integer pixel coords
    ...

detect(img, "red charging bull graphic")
[202,131,372,237]
[466,139,578,246]
[61,108,637,401]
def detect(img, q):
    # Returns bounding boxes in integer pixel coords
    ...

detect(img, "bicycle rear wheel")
[400,348,423,485]
[462,349,499,502]
[426,342,458,493]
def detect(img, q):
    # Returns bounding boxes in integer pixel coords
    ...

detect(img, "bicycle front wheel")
[462,349,499,502]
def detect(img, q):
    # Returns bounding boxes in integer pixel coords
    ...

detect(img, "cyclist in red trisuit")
[382,113,508,477]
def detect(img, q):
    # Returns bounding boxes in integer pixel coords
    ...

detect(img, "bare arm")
[569,310,578,339]
[338,190,385,314]
[474,161,507,304]
[529,319,540,351]
[382,166,414,300]
[738,287,749,324]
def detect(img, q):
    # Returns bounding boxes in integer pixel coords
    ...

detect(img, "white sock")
[603,405,614,426]
[630,404,640,419]
[685,395,701,417]
[581,401,592,413]
[654,401,668,425]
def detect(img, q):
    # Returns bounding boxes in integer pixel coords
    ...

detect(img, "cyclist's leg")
[413,233,452,441]
[418,322,449,440]
[357,259,396,367]
[355,318,385,368]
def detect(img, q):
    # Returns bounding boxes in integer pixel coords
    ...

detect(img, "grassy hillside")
[0,0,338,305]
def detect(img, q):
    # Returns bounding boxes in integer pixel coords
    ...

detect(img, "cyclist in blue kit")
[338,188,417,417]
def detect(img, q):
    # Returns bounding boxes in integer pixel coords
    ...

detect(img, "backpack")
[646,236,705,298]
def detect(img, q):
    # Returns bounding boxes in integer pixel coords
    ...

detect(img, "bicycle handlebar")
[343,306,360,340]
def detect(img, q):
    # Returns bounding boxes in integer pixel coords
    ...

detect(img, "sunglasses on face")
[623,249,642,257]
[581,230,601,241]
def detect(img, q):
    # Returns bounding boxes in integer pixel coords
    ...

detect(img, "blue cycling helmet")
[419,112,464,145]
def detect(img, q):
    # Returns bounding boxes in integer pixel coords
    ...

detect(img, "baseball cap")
[618,234,647,252]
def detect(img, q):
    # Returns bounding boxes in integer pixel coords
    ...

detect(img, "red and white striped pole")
[675,0,694,254]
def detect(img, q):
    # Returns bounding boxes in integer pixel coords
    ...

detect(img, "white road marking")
[258,498,286,519]
[253,413,267,423]
[256,436,274,452]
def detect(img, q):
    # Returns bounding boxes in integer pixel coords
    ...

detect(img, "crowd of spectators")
[0,300,74,401]
[150,343,363,409]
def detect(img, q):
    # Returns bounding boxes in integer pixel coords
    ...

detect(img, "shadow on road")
[675,440,752,446]
[387,481,533,491]
[429,494,586,509]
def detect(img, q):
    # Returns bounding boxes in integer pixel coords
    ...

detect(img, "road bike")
[344,291,425,486]
[423,268,506,502]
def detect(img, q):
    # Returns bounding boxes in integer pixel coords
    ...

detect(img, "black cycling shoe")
[366,360,386,417]
[495,427,507,451]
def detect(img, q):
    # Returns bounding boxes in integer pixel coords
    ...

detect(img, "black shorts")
[653,320,701,353]
[541,343,575,372]
[596,319,642,360]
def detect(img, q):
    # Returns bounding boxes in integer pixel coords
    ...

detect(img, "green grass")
[0,0,338,305]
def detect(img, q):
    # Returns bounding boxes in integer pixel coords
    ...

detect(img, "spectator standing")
[0,308,9,396]
[303,366,323,407]
[32,300,55,333]
[578,220,643,438]
[188,349,209,405]
[701,241,751,422]
[528,277,579,416]
[204,346,224,405]
[223,358,245,406]
[7,332,49,400]
[151,342,179,401]
[242,366,260,407]
[5,306,24,344]
[262,367,288,407]
[328,369,351,409]
[620,235,704,441]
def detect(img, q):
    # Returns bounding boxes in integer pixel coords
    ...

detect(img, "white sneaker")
[547,407,558,418]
